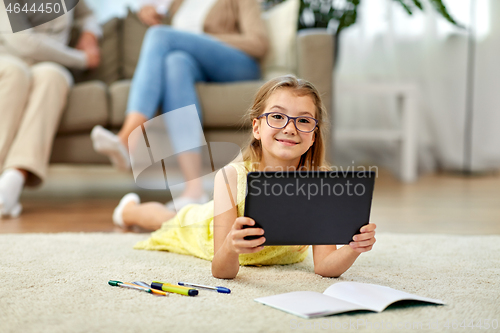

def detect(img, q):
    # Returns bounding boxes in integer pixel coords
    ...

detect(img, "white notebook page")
[255,291,372,318]
[323,282,444,312]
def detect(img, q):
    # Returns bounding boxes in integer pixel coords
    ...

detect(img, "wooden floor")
[1,166,499,234]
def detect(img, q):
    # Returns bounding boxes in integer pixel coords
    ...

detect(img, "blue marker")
[178,282,231,294]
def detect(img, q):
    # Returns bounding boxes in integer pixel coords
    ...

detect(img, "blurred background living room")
[1,0,498,235]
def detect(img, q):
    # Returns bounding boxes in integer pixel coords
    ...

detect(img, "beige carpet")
[0,232,499,333]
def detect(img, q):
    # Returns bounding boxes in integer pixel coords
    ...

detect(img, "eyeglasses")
[257,112,318,133]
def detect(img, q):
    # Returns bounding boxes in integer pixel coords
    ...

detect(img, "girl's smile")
[275,138,299,146]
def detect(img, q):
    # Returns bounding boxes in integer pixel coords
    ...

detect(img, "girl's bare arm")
[212,166,240,278]
[211,166,265,279]
[312,223,376,277]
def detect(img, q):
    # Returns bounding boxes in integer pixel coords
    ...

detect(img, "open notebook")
[255,282,445,319]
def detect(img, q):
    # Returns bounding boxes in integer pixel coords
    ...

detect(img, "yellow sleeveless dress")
[134,161,309,266]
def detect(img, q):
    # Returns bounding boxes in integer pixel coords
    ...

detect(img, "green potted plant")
[263,0,462,33]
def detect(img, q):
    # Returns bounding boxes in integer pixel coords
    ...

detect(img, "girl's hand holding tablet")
[349,223,377,253]
[226,217,265,254]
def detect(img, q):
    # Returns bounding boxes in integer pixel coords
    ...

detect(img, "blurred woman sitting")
[91,0,268,212]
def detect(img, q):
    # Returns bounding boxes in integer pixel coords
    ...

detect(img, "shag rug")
[0,233,499,333]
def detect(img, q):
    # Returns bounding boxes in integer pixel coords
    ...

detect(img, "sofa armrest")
[296,29,334,113]
[296,29,335,161]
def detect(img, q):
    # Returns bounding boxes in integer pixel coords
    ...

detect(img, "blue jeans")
[127,25,261,154]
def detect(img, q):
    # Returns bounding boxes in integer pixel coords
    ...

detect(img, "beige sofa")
[50,12,334,166]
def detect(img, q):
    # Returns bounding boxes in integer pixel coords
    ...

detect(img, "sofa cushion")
[109,80,262,129]
[50,130,250,165]
[72,18,122,86]
[122,10,147,79]
[58,81,108,134]
[205,130,251,149]
[109,80,131,127]
[197,81,263,128]
[261,0,300,78]
[51,133,111,164]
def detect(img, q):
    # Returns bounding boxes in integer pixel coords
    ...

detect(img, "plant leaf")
[412,0,424,10]
[428,0,465,28]
[393,0,413,15]
[287,0,464,32]
[337,7,358,34]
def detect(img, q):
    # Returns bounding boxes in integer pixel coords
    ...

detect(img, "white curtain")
[334,0,500,175]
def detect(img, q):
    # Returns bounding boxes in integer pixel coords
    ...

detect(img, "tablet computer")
[243,171,375,245]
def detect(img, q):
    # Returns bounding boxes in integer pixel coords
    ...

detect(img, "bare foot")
[121,201,138,228]
[122,202,177,231]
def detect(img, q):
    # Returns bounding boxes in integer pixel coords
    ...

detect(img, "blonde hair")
[241,75,330,171]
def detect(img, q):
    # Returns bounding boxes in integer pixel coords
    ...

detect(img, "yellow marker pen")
[151,281,198,296]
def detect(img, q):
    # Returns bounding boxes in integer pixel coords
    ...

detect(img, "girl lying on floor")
[113,75,376,278]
